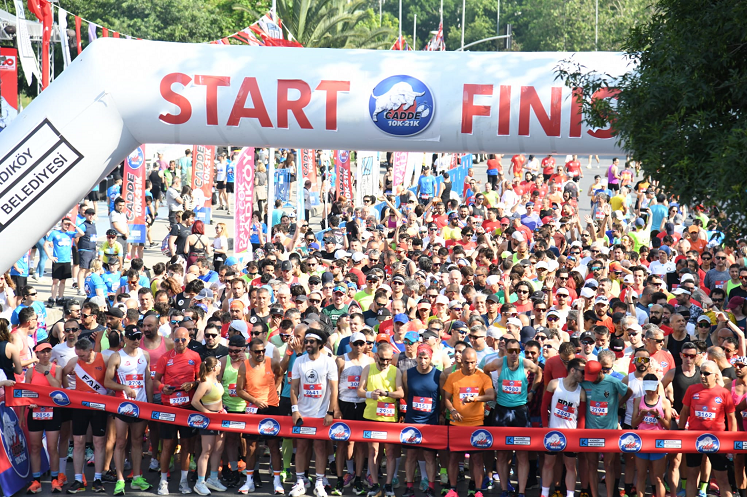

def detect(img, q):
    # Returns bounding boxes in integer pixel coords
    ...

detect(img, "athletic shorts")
[73,409,108,437]
[216,181,226,190]
[636,452,666,461]
[686,452,728,472]
[608,183,620,192]
[52,262,72,281]
[87,190,100,202]
[27,407,63,432]
[72,247,79,266]
[278,397,291,416]
[339,400,366,422]
[10,275,27,294]
[78,250,96,270]
[226,182,235,194]
[245,405,280,441]
[545,451,577,457]
[161,421,197,440]
[493,404,531,428]
[151,188,163,201]
[59,407,73,422]
[115,413,147,424]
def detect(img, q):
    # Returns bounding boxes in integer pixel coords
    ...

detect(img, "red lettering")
[194,75,230,126]
[277,80,313,129]
[570,87,583,138]
[518,86,562,137]
[498,85,511,136]
[227,77,273,128]
[159,73,192,125]
[461,84,492,134]
[587,88,620,139]
[315,81,350,131]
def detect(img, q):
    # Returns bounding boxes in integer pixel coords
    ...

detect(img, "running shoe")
[158,480,170,496]
[113,480,126,496]
[193,482,210,496]
[205,478,226,492]
[27,481,42,494]
[92,480,105,493]
[66,480,86,494]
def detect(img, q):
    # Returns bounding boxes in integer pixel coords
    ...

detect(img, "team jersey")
[100,240,123,264]
[74,353,109,395]
[10,252,29,277]
[683,384,735,431]
[155,349,201,407]
[292,353,338,418]
[84,273,106,298]
[49,230,75,263]
[116,348,148,402]
[581,375,628,429]
[101,271,121,294]
[443,370,493,427]
[107,185,121,211]
[549,379,582,429]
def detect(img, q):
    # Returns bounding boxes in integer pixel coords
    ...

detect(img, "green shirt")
[581,375,628,430]
[322,304,349,327]
[353,290,375,311]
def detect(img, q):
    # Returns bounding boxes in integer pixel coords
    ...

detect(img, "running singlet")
[74,353,109,395]
[549,379,582,429]
[116,348,148,402]
[143,337,169,382]
[29,364,57,420]
[292,353,338,418]
[222,359,247,412]
[494,360,527,408]
[625,373,646,426]
[363,363,398,422]
[339,353,372,404]
[637,396,665,431]
[244,358,279,412]
[154,349,201,406]
[404,366,441,425]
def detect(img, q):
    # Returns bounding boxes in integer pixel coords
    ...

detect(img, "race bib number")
[643,415,658,425]
[347,375,360,389]
[459,387,479,402]
[376,402,396,417]
[123,374,144,388]
[169,394,189,406]
[303,383,322,398]
[590,401,608,416]
[399,399,407,413]
[553,402,576,420]
[412,396,433,412]
[245,404,258,414]
[32,407,53,420]
[501,380,522,395]
[228,383,237,397]
[695,409,715,420]
[150,371,156,379]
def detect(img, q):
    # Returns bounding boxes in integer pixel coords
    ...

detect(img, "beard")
[649,315,662,325]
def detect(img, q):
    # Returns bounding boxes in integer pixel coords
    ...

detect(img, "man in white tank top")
[540,357,587,497]
[104,325,153,495]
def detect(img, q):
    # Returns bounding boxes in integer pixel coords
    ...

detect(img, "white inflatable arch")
[0,39,629,270]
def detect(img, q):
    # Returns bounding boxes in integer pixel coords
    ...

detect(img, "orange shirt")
[74,353,108,395]
[244,358,279,407]
[689,238,707,255]
[443,370,493,426]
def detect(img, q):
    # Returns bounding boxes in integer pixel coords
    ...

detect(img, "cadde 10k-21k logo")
[369,75,434,137]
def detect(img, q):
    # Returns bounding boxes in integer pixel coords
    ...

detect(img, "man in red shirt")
[511,154,526,178]
[565,154,583,182]
[541,155,556,181]
[680,360,737,497]
[543,342,575,386]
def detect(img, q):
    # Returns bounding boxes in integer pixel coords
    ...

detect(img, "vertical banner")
[75,16,82,55]
[0,48,18,129]
[392,151,409,191]
[335,150,352,201]
[356,151,379,206]
[267,148,276,227]
[0,398,46,497]
[123,146,146,244]
[13,0,41,86]
[300,149,317,185]
[406,152,424,189]
[296,152,304,220]
[58,8,72,69]
[234,147,255,258]
[190,145,215,225]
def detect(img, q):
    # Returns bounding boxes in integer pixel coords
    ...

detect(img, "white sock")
[181,470,189,481]
[418,461,427,481]
[542,487,551,497]
[161,472,168,482]
[567,491,574,497]
[297,472,305,483]
[346,459,355,474]
[59,458,67,474]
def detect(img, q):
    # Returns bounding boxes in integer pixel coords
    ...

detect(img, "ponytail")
[199,356,218,382]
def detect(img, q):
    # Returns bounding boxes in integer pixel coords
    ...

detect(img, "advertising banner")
[0,48,18,130]
[335,150,352,201]
[296,154,304,220]
[233,147,255,257]
[299,149,316,185]
[391,152,408,192]
[356,151,379,206]
[190,145,215,224]
[122,146,146,243]
[405,152,424,189]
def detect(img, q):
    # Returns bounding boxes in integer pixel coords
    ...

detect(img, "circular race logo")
[127,148,145,170]
[400,427,423,445]
[328,422,352,442]
[117,402,140,418]
[369,75,434,137]
[696,434,720,453]
[470,429,493,449]
[618,432,643,453]
[258,418,281,437]
[338,151,350,164]
[543,431,567,452]
[50,390,71,407]
[187,413,210,429]
[0,403,30,478]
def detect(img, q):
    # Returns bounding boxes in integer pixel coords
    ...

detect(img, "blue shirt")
[251,223,267,245]
[107,185,121,211]
[49,230,76,263]
[11,301,48,341]
[649,204,667,232]
[418,175,437,196]
[84,273,106,298]
[226,161,235,183]
[198,270,219,285]
[10,253,29,277]
[118,274,150,290]
[102,271,121,294]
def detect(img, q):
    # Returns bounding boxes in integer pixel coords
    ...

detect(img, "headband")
[417,344,433,359]
[306,333,322,342]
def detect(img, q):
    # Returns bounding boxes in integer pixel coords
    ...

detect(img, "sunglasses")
[681,353,697,359]
[701,371,714,377]
[404,340,417,346]
[698,322,710,328]
[25,292,37,297]
[650,338,665,344]
[506,348,521,354]
[547,316,559,322]
[735,364,747,369]
[627,331,639,337]
[516,290,530,294]
[303,339,319,344]
[601,366,613,373]
[252,349,266,355]
[128,334,143,340]
[535,335,547,341]
[205,334,219,338]
[634,357,650,364]
[229,348,244,354]
[366,341,375,345]
[352,341,365,347]
[581,340,594,345]
[174,337,188,343]
[468,335,484,341]
[251,331,264,336]
[309,299,321,304]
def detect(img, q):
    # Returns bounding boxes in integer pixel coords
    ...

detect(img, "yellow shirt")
[363,363,398,422]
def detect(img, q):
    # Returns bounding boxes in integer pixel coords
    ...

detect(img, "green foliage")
[557,0,747,238]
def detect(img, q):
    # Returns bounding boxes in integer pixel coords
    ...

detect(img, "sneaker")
[179,480,192,494]
[46,297,55,307]
[440,489,450,497]
[52,477,63,493]
[150,458,161,472]
[403,487,416,497]
[103,470,118,483]
[226,470,241,488]
[440,469,448,485]
[114,480,126,496]
[158,480,170,496]
[275,484,286,495]
[444,491,459,497]
[27,481,42,494]
[385,486,395,497]
[193,482,211,496]
[367,484,382,497]
[289,481,306,497]
[124,459,132,471]
[420,479,429,493]
[331,480,344,496]
[392,477,400,489]
[67,480,86,494]
[304,477,312,489]
[132,476,152,491]
[353,480,366,495]
[283,470,295,484]
[92,480,105,493]
[553,491,565,497]
[56,473,68,488]
[315,483,329,497]
[698,491,708,497]
[475,493,484,497]
[86,446,95,466]
[206,478,226,492]
[425,488,436,497]
[365,475,375,489]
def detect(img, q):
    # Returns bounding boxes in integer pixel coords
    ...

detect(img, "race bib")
[169,394,189,406]
[228,383,237,397]
[303,383,322,398]
[347,375,360,389]
[246,404,258,414]
[643,415,658,425]
[695,409,715,420]
[123,374,144,388]
[553,401,576,420]
[589,401,608,416]
[32,406,53,420]
[150,371,156,379]
[399,399,407,413]
[459,387,479,402]
[501,380,522,395]
[412,396,433,412]
[376,402,396,417]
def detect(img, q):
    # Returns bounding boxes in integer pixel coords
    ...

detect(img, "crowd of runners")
[0,150,745,497]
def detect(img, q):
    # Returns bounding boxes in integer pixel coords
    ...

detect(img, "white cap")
[536,261,549,270]
[626,323,643,333]
[350,332,366,343]
[680,274,696,283]
[435,295,449,305]
[506,317,522,328]
[623,274,635,284]
[546,259,559,272]
[547,310,561,318]
[512,231,525,242]
[487,327,501,338]
[334,249,352,259]
[672,287,691,296]
[580,287,596,299]
[486,275,501,286]
[351,252,365,263]
[556,287,570,296]
[571,241,583,248]
[230,320,249,339]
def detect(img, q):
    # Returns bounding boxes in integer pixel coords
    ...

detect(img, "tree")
[557,0,747,237]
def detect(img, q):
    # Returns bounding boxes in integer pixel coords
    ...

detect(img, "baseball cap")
[124,325,143,340]
[404,331,419,343]
[229,320,249,338]
[392,275,406,284]
[105,307,124,319]
[672,287,691,296]
[193,288,214,301]
[352,252,365,263]
[688,225,700,233]
[448,301,463,310]
[84,208,95,215]
[697,315,712,325]
[584,310,601,323]
[486,275,501,287]
[584,360,602,382]
[334,249,352,260]
[321,272,334,284]
[680,274,695,283]
[595,296,609,305]
[375,333,390,343]
[486,294,500,304]
[350,332,366,344]
[230,300,245,310]
[394,313,410,324]
[451,320,468,332]
[270,305,284,316]
[536,261,549,271]
[580,287,596,299]
[377,308,392,320]
[579,331,594,343]
[626,323,643,333]
[556,287,570,296]
[507,317,522,328]
[435,295,449,306]
[609,337,625,358]
[333,285,347,294]
[228,335,246,347]
[635,218,645,227]
[611,312,626,324]
[281,260,293,271]
[623,274,635,284]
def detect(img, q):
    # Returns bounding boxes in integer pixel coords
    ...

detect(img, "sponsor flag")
[88,22,97,43]
[392,152,409,192]
[58,9,72,68]
[0,48,19,129]
[335,151,352,201]
[390,36,412,51]
[300,149,317,185]
[296,151,304,221]
[13,0,41,86]
[356,151,379,206]
[424,22,446,51]
[233,147,255,258]
[190,145,215,224]
[122,146,146,244]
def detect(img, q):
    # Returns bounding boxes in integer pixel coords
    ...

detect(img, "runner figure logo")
[470,429,493,448]
[618,432,643,453]
[400,427,423,445]
[369,75,434,137]
[328,422,352,441]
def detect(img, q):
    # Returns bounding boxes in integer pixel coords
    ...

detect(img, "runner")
[219,334,249,489]
[631,373,671,497]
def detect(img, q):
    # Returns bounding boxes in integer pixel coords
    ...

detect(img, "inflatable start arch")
[0,39,629,270]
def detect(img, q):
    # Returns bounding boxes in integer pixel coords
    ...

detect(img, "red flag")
[27,0,41,20]
[102,27,108,37]
[113,32,120,38]
[75,16,82,54]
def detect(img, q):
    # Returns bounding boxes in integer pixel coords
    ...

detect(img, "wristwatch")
[326,411,334,416]
[43,370,50,376]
